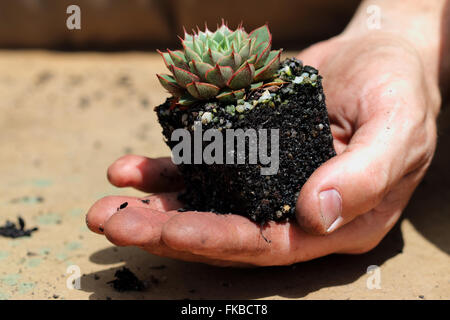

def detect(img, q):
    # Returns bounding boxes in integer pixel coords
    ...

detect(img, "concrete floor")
[0,50,448,300]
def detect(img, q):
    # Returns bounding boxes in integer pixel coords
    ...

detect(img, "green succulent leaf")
[189,60,213,81]
[197,28,210,43]
[228,31,241,48]
[178,93,197,106]
[227,62,255,89]
[213,31,225,43]
[254,41,272,69]
[216,89,245,102]
[183,44,202,62]
[181,39,194,50]
[247,54,257,65]
[205,64,234,88]
[249,24,271,47]
[157,22,281,104]
[217,51,242,70]
[186,82,220,99]
[203,49,223,66]
[252,41,268,59]
[217,22,232,36]
[171,65,200,88]
[168,50,188,70]
[157,74,184,97]
[182,27,193,42]
[250,82,264,90]
[238,41,251,62]
[254,50,282,82]
[157,50,174,70]
[219,36,230,52]
[208,39,220,51]
[192,37,203,55]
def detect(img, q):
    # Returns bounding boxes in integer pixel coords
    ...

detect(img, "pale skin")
[86,0,449,266]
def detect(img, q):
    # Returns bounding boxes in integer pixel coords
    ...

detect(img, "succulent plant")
[157,22,282,105]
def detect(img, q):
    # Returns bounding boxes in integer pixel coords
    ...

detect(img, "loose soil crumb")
[107,267,147,292]
[117,202,128,211]
[0,217,38,238]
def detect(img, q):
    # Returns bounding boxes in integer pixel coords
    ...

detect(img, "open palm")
[86,32,440,266]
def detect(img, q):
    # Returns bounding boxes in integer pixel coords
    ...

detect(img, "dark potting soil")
[107,267,147,292]
[0,217,38,238]
[156,58,336,222]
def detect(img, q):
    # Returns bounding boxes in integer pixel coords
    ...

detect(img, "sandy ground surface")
[0,50,448,300]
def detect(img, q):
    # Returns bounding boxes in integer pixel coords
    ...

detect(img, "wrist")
[340,0,447,104]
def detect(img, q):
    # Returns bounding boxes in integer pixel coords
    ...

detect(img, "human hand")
[86,31,441,267]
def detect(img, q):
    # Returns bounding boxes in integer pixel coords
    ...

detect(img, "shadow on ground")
[405,105,450,255]
[80,220,404,300]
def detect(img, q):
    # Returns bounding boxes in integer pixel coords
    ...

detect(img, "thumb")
[295,112,408,235]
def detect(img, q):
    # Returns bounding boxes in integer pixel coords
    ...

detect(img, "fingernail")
[319,189,342,233]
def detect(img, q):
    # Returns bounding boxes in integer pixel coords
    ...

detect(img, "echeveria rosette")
[157,22,283,105]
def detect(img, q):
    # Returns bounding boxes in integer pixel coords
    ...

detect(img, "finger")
[295,97,429,235]
[163,204,409,265]
[104,207,174,247]
[103,207,251,267]
[107,155,183,193]
[160,211,341,266]
[161,209,400,266]
[86,193,182,234]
